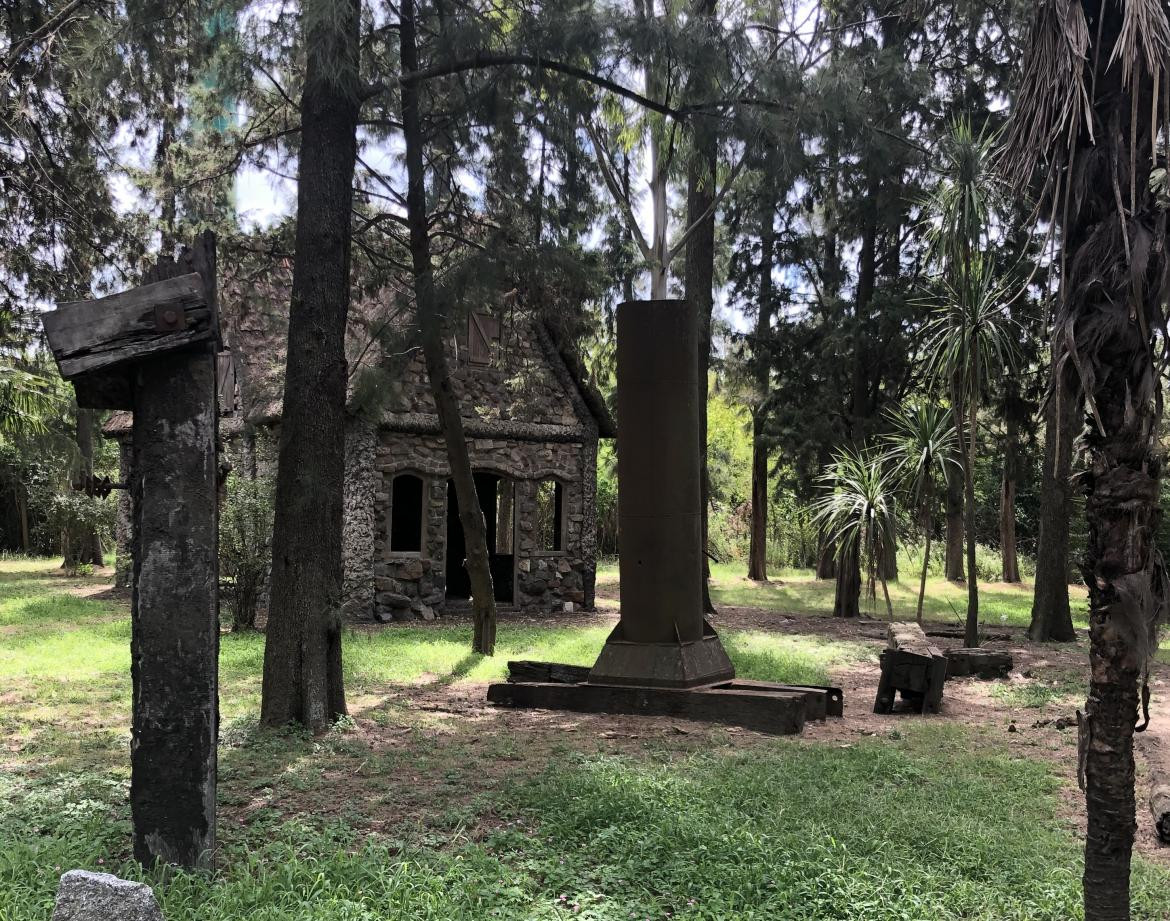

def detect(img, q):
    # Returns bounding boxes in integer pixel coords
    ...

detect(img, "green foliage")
[219,469,275,632]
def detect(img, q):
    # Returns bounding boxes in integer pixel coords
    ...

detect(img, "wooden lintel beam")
[43,273,213,381]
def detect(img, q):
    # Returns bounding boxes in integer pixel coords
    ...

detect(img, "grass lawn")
[598,560,1090,631]
[2,558,1166,921]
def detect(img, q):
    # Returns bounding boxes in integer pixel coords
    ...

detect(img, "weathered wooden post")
[41,233,220,870]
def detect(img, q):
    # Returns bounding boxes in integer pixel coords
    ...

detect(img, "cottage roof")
[103,263,614,441]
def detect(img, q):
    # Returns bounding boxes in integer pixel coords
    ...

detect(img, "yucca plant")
[922,118,1020,650]
[813,447,899,620]
[1005,1,1170,916]
[883,404,957,624]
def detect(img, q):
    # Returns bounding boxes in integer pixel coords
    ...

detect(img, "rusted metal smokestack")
[589,299,734,688]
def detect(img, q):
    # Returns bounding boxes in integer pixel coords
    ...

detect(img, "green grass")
[598,559,1090,631]
[4,727,1170,920]
[0,559,868,771]
[991,672,1085,709]
[3,559,1167,920]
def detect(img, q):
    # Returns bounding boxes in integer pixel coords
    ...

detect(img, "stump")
[945,647,1013,679]
[874,622,948,714]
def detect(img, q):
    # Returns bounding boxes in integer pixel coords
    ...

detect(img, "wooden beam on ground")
[944,648,1013,679]
[488,680,809,735]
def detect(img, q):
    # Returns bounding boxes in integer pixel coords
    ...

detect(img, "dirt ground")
[320,599,1170,868]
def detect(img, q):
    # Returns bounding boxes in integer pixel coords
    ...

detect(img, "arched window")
[389,473,425,554]
[534,479,564,552]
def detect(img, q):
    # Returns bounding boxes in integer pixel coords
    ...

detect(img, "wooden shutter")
[468,312,500,366]
[216,350,237,414]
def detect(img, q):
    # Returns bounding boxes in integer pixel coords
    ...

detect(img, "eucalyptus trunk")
[260,0,358,731]
[399,0,496,655]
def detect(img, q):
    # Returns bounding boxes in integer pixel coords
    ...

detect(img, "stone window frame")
[530,476,568,558]
[388,470,428,558]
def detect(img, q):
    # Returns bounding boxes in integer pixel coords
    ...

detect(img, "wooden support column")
[41,232,221,870]
[129,344,218,868]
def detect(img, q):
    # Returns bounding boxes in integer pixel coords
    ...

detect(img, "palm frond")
[1001,0,1092,186]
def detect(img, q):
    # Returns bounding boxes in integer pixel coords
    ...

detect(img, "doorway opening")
[445,472,515,604]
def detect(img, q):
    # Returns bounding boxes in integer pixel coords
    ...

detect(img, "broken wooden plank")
[487,681,807,736]
[43,273,213,379]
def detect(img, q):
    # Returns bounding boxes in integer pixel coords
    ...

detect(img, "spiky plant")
[1006,2,1170,917]
[883,404,958,624]
[813,447,899,620]
[922,255,1020,648]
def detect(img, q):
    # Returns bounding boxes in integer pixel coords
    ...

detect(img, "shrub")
[219,472,274,631]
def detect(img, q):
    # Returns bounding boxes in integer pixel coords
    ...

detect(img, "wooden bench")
[873,622,948,714]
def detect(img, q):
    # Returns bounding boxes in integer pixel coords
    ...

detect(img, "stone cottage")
[106,281,615,622]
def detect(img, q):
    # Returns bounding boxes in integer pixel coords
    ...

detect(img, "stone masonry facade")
[107,298,612,623]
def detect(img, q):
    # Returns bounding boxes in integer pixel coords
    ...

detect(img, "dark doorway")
[445,472,514,604]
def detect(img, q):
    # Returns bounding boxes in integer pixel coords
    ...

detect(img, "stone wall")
[346,429,597,621]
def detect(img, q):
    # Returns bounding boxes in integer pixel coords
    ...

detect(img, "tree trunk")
[400,0,496,655]
[1029,362,1078,642]
[1078,296,1161,921]
[17,490,30,552]
[944,460,965,582]
[1000,472,1020,583]
[917,525,931,625]
[816,524,836,580]
[259,0,358,732]
[916,478,934,624]
[833,539,860,618]
[76,408,103,565]
[684,0,718,616]
[748,412,769,582]
[748,187,775,583]
[878,537,898,582]
[1000,412,1021,583]
[954,374,982,650]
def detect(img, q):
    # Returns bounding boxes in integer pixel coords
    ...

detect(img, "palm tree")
[813,447,899,620]
[884,404,957,624]
[923,120,1019,650]
[1006,2,1170,917]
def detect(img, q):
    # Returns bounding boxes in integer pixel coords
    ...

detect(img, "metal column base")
[587,620,735,689]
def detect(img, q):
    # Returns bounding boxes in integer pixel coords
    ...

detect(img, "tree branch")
[400,54,682,119]
[668,150,749,263]
[584,120,654,264]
